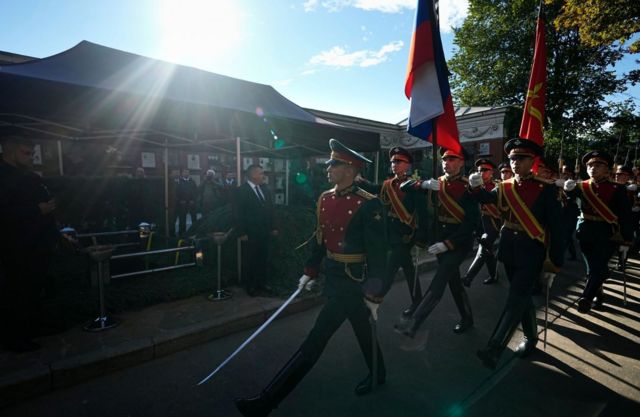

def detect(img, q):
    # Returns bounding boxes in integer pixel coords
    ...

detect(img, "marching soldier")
[560,165,580,261]
[358,147,427,316]
[235,139,389,417]
[563,152,633,312]
[394,147,479,337]
[614,164,638,266]
[462,158,501,286]
[469,138,564,369]
[498,162,513,181]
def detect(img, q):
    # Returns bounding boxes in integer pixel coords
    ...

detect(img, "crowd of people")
[234,137,639,417]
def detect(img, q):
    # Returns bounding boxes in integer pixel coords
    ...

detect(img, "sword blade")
[544,282,549,350]
[370,316,378,391]
[197,287,302,385]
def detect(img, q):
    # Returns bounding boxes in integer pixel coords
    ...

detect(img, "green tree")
[449,0,628,147]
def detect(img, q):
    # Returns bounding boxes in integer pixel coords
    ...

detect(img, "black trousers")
[386,243,421,303]
[579,240,616,301]
[299,295,385,378]
[0,249,51,341]
[241,238,269,293]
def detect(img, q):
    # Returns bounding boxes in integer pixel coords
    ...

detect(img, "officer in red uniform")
[563,151,633,312]
[235,139,389,417]
[498,162,513,181]
[357,146,428,316]
[469,138,564,369]
[395,147,480,336]
[462,158,501,286]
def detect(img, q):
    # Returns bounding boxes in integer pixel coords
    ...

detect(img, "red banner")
[519,14,546,146]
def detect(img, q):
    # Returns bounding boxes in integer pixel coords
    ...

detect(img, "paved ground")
[1,252,639,417]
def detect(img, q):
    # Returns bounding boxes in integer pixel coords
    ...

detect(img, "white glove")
[554,179,566,188]
[364,298,380,321]
[619,245,629,256]
[632,206,640,213]
[298,274,312,290]
[542,272,556,288]
[468,173,483,188]
[564,179,577,192]
[627,184,637,192]
[420,178,440,191]
[427,242,449,255]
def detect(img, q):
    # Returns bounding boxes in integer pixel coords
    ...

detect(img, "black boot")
[477,299,527,369]
[235,350,311,417]
[354,372,386,396]
[452,289,474,334]
[515,304,538,358]
[394,291,441,338]
[592,286,605,311]
[577,298,591,313]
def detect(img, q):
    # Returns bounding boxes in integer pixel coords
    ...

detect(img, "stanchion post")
[208,231,232,301]
[84,245,120,332]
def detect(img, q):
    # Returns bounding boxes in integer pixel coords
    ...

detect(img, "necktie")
[255,185,265,202]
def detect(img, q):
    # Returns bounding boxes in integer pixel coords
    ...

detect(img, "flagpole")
[432,119,438,241]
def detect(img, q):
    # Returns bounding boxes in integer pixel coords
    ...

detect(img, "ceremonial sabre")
[544,280,550,350]
[621,253,628,306]
[197,287,302,385]
[370,315,378,391]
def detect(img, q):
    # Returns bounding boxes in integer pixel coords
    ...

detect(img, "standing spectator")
[199,169,223,215]
[174,168,198,236]
[0,134,58,353]
[234,165,277,296]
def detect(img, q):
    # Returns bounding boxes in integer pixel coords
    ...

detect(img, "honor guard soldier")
[358,146,428,316]
[562,152,633,312]
[394,147,479,337]
[235,139,389,417]
[462,158,501,286]
[498,162,513,181]
[469,138,564,369]
[560,165,580,261]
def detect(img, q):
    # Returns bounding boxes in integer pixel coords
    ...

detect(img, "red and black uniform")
[571,178,632,311]
[463,179,501,285]
[359,174,428,313]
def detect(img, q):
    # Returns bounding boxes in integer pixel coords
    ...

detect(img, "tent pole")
[57,140,64,176]
[236,136,242,284]
[164,140,170,238]
[285,158,290,206]
[374,151,380,183]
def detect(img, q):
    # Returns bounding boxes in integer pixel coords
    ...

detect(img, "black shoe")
[461,277,473,288]
[483,276,498,285]
[476,347,499,370]
[592,297,605,311]
[393,318,416,338]
[234,396,271,417]
[514,337,537,358]
[1,337,41,353]
[354,373,386,396]
[577,298,591,313]
[453,317,473,334]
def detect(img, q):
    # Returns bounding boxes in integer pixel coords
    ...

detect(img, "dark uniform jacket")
[478,180,502,238]
[429,174,479,250]
[233,182,274,240]
[359,176,428,246]
[0,161,58,253]
[570,179,633,245]
[474,175,564,269]
[303,185,389,300]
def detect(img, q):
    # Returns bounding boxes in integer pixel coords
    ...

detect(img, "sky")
[0,0,637,124]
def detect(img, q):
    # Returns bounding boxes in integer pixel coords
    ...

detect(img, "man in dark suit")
[234,164,277,296]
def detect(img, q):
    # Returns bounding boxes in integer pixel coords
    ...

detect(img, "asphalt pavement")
[1,252,639,417]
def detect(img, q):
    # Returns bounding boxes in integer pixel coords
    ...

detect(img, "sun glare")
[156,0,243,67]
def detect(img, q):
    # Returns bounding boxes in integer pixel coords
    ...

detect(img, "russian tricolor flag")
[405,0,461,153]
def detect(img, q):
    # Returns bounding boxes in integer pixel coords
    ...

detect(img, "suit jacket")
[233,182,275,240]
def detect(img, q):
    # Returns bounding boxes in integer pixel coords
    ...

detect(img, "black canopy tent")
[0,41,380,233]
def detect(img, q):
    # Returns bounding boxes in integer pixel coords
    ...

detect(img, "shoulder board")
[492,179,500,185]
[320,189,334,197]
[532,176,554,185]
[355,187,377,200]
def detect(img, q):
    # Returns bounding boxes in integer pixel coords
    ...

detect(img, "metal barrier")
[110,245,197,279]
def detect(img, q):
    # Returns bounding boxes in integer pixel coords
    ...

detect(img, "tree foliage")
[448,0,631,165]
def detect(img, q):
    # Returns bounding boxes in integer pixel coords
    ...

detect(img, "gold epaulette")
[355,187,376,200]
[532,175,554,185]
